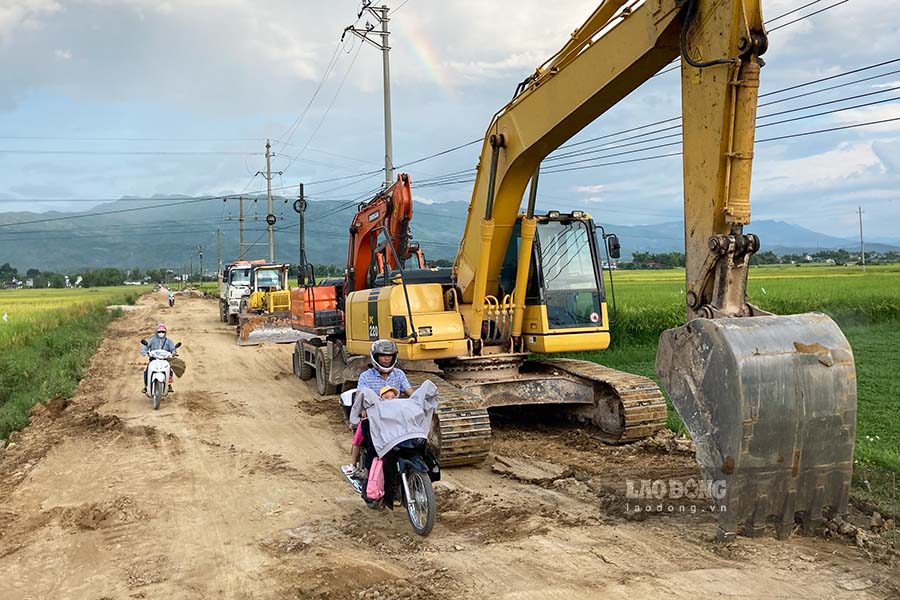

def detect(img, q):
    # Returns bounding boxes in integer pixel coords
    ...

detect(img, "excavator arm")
[346,174,416,294]
[454,0,767,334]
[451,0,856,541]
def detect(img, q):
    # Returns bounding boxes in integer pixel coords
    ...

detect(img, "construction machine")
[295,0,857,540]
[219,259,265,325]
[236,263,304,345]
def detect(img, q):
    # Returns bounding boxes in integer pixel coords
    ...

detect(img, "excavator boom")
[449,0,857,540]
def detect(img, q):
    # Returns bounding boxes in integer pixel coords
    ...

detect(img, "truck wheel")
[296,343,314,381]
[315,347,336,395]
[227,313,238,326]
[219,301,227,322]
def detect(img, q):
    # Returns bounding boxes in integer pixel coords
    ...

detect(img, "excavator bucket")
[656,312,856,541]
[236,313,304,346]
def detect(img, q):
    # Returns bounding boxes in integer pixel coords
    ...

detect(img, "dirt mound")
[57,495,146,531]
[435,483,552,543]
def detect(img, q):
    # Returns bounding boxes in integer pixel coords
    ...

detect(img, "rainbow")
[393,12,455,94]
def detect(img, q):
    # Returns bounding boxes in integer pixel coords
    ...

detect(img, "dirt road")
[1,291,897,599]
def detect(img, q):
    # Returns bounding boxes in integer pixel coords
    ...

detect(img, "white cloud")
[757,142,885,192]
[0,0,62,42]
[834,103,900,133]
[574,184,604,193]
[53,47,70,60]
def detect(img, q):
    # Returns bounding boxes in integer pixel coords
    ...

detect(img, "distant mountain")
[0,197,896,272]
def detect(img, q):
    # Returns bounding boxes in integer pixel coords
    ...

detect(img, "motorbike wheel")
[151,381,163,410]
[404,470,436,536]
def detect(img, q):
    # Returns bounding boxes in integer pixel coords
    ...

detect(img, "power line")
[0,196,223,228]
[553,57,900,157]
[768,0,850,33]
[389,0,412,15]
[540,116,900,175]
[0,136,267,143]
[274,41,344,158]
[543,94,900,169]
[0,150,264,156]
[280,41,364,176]
[653,0,853,77]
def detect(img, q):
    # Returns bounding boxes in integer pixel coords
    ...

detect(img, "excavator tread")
[408,374,492,467]
[535,358,668,442]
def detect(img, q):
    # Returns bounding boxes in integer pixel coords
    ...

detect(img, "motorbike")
[339,387,440,536]
[342,436,439,536]
[168,295,175,307]
[390,438,439,536]
[140,340,181,410]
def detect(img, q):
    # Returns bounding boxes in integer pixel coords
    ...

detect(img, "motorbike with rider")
[343,340,440,536]
[140,324,180,409]
[168,290,175,307]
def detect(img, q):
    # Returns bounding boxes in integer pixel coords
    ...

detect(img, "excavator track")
[534,358,669,442]
[408,373,492,467]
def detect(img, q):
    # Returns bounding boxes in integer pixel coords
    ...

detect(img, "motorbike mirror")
[175,342,182,348]
[140,339,148,346]
[606,234,621,259]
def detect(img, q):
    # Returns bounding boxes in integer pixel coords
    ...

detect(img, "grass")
[0,286,149,441]
[565,264,900,514]
[0,286,146,348]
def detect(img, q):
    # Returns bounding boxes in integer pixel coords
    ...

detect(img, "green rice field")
[574,264,900,513]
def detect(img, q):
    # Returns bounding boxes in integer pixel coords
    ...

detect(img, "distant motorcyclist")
[141,324,178,394]
[168,289,175,307]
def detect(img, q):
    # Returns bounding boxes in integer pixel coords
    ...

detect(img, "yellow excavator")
[307,0,856,540]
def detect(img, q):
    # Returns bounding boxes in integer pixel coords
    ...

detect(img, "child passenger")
[342,386,400,478]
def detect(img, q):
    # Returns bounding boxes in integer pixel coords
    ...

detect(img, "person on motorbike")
[344,340,415,498]
[141,324,178,394]
[357,339,414,397]
[350,380,439,510]
[168,290,175,306]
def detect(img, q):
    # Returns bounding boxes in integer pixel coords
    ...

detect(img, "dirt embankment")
[0,291,897,599]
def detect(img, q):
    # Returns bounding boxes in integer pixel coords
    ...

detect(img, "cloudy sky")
[0,0,898,240]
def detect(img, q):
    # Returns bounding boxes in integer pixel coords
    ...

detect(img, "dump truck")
[218,260,265,325]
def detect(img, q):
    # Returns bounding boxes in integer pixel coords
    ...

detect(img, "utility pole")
[239,197,245,259]
[216,227,222,276]
[295,183,307,284]
[198,245,204,288]
[343,3,393,186]
[858,205,866,273]
[257,141,284,262]
[265,140,274,262]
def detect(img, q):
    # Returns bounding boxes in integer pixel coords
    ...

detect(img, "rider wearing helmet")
[357,339,414,397]
[141,324,179,394]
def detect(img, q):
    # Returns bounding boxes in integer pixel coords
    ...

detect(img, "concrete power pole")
[266,140,274,262]
[256,141,283,263]
[216,227,222,276]
[858,205,866,273]
[343,3,393,186]
[198,245,204,288]
[239,197,245,260]
[296,183,307,284]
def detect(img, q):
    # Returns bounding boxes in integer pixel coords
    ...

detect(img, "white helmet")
[370,339,398,373]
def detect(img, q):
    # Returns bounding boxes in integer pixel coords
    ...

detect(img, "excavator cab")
[497,212,612,354]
